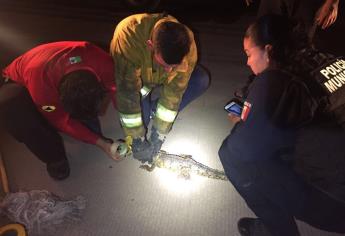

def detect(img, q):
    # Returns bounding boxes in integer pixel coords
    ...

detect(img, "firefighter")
[110,13,210,162]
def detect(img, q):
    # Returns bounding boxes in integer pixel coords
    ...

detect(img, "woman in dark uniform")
[219,14,345,236]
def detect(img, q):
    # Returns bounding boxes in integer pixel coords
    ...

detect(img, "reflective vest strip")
[140,86,151,97]
[156,103,177,123]
[119,113,143,128]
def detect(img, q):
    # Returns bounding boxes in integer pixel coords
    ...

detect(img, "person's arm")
[315,0,339,29]
[114,56,157,162]
[40,107,100,144]
[41,108,121,160]
[146,63,196,158]
[153,37,197,134]
[227,113,241,124]
[114,55,146,138]
[154,71,190,134]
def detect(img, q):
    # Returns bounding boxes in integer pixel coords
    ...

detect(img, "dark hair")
[244,14,309,65]
[152,21,191,65]
[59,70,106,120]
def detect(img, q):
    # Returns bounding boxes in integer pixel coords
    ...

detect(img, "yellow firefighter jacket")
[110,13,197,138]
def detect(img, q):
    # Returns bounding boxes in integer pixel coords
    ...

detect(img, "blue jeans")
[141,65,210,126]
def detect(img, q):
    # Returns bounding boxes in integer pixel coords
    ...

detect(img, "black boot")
[46,159,70,180]
[238,217,272,236]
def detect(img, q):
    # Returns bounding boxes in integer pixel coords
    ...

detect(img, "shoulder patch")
[313,56,345,94]
[241,101,252,121]
[42,105,56,112]
[69,56,82,64]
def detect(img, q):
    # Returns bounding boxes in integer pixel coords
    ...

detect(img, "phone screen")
[224,101,243,116]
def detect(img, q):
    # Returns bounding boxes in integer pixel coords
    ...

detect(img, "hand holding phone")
[227,113,241,124]
[224,101,243,117]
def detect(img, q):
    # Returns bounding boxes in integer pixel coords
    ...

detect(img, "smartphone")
[224,101,243,116]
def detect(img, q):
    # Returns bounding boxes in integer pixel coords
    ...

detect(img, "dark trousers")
[219,138,345,236]
[0,82,67,165]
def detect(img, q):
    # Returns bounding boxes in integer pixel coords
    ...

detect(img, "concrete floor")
[0,2,344,236]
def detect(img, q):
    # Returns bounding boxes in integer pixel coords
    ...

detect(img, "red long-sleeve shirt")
[2,41,116,144]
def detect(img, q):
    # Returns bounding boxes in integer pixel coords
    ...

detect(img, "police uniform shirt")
[223,70,296,162]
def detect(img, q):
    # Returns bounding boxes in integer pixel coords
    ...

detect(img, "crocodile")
[140,150,228,181]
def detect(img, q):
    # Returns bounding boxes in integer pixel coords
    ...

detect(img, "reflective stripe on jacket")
[110,13,197,137]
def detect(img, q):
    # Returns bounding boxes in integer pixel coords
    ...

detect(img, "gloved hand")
[132,137,154,163]
[148,126,166,157]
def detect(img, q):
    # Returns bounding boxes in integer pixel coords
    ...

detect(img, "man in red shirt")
[1,41,117,180]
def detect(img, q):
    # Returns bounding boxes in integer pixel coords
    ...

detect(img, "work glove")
[131,136,154,163]
[148,126,166,158]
